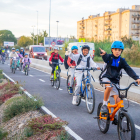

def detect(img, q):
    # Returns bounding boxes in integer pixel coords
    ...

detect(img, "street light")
[37,11,38,45]
[56,21,59,37]
[32,25,35,45]
[49,0,51,48]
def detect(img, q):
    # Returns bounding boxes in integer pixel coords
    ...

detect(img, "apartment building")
[77,5,140,41]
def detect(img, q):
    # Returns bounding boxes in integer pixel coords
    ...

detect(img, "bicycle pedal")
[93,116,100,119]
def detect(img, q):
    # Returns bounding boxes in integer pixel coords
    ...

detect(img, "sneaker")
[50,75,54,80]
[112,115,118,125]
[69,87,73,94]
[72,96,77,105]
[100,105,108,115]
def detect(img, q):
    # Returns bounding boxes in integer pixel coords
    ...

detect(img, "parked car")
[57,40,64,45]
[29,45,47,60]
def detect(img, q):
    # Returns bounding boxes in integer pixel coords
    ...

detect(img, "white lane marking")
[29,75,33,77]
[21,71,24,73]
[41,106,83,140]
[39,79,45,82]
[8,64,10,65]
[59,88,63,90]
[3,72,83,140]
[124,121,140,130]
[31,67,140,105]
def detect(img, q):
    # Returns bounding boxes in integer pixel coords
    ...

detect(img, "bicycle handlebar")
[75,67,100,72]
[51,62,63,65]
[100,81,139,91]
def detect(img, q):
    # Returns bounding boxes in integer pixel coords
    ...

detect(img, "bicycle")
[95,81,138,140]
[67,68,76,95]
[73,67,98,114]
[1,56,5,64]
[50,62,63,90]
[0,55,2,63]
[24,62,29,76]
[16,58,21,71]
[11,57,17,74]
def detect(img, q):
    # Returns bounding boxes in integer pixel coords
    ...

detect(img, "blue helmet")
[25,53,28,56]
[111,41,124,50]
[16,49,19,51]
[71,46,78,50]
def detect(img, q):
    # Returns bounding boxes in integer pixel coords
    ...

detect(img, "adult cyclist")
[68,45,100,105]
[9,48,18,67]
[67,46,78,94]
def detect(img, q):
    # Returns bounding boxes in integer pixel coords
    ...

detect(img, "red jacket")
[67,57,76,67]
[49,52,64,62]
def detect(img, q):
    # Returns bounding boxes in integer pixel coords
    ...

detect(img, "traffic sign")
[51,42,56,46]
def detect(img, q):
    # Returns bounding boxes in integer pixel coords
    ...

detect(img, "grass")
[0,128,8,139]
[5,96,23,105]
[3,95,43,122]
[57,131,70,140]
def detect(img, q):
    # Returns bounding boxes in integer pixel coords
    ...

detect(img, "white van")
[68,42,95,58]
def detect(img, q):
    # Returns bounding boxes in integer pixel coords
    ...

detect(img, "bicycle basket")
[118,89,128,99]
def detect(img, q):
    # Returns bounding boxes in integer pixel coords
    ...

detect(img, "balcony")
[132,21,140,24]
[131,27,140,30]
[105,18,112,21]
[107,34,112,36]
[95,25,97,27]
[131,32,140,36]
[105,23,112,26]
[105,28,112,31]
[132,14,140,18]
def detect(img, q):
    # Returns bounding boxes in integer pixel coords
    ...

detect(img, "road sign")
[51,41,56,46]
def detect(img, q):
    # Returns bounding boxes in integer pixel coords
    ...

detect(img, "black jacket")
[102,53,139,83]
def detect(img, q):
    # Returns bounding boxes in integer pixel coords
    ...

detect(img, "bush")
[0,128,8,139]
[123,44,140,65]
[3,95,43,122]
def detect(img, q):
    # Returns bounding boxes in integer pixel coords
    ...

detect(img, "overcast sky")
[0,0,139,38]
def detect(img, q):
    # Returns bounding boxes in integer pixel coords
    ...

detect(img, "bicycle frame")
[54,65,59,80]
[99,100,124,121]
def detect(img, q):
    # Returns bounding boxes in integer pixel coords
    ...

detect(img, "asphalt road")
[1,61,140,140]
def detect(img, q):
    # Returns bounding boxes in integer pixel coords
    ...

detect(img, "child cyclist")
[49,47,64,80]
[68,45,100,105]
[99,41,140,115]
[16,49,23,61]
[22,53,31,71]
[1,49,6,63]
[67,46,78,94]
[9,48,18,67]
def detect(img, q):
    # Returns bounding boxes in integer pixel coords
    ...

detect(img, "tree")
[31,30,48,45]
[121,36,134,48]
[0,30,17,46]
[18,36,32,47]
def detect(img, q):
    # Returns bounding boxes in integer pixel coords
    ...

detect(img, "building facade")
[77,5,140,41]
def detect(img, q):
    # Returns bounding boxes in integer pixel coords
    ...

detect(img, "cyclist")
[49,47,64,80]
[22,53,31,71]
[9,48,18,67]
[67,46,78,94]
[99,41,140,115]
[16,49,23,60]
[20,47,25,57]
[1,49,6,63]
[68,45,100,105]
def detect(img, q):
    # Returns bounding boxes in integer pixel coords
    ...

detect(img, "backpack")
[64,55,73,69]
[99,55,123,82]
[77,54,90,68]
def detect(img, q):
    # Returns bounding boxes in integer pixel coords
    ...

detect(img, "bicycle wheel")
[85,83,95,114]
[55,72,60,90]
[97,103,110,133]
[26,69,28,76]
[117,112,135,140]
[67,75,71,94]
[51,79,54,86]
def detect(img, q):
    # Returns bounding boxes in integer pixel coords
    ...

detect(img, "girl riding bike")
[22,53,31,71]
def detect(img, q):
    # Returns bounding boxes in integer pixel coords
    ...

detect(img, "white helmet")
[54,47,59,50]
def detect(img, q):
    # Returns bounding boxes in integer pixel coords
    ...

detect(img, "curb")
[2,72,83,140]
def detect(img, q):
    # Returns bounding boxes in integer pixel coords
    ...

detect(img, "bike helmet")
[71,46,78,50]
[111,41,124,50]
[12,48,15,50]
[81,45,90,51]
[25,53,28,56]
[21,47,24,50]
[54,47,59,50]
[16,49,19,51]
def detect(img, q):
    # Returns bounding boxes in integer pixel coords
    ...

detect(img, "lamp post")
[49,0,51,49]
[56,21,59,37]
[32,25,35,45]
[37,11,38,45]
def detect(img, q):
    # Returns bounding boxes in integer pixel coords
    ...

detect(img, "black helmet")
[81,45,90,51]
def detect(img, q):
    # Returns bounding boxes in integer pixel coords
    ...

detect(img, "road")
[1,61,140,140]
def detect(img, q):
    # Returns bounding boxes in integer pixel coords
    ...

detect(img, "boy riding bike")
[16,49,23,60]
[1,49,6,63]
[9,48,18,67]
[22,53,31,71]
[67,46,78,94]
[20,47,25,57]
[49,47,64,80]
[99,41,140,115]
[68,45,100,105]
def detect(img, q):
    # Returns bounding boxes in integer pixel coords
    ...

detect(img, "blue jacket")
[102,53,139,83]
[1,52,6,57]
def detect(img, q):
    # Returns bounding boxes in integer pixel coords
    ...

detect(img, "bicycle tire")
[97,103,110,133]
[117,112,135,140]
[27,69,28,76]
[85,83,95,114]
[67,75,71,94]
[13,68,15,74]
[55,72,60,90]
[51,79,54,86]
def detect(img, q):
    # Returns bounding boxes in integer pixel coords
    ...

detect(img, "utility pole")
[32,25,35,45]
[56,21,59,37]
[37,11,38,45]
[49,0,51,48]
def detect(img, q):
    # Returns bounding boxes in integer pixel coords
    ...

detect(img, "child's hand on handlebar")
[97,67,100,70]
[50,61,52,64]
[136,79,140,85]
[70,66,75,68]
[99,48,106,56]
